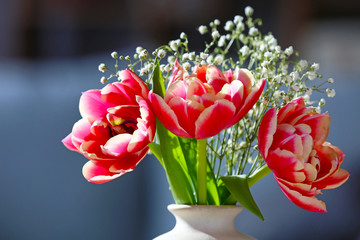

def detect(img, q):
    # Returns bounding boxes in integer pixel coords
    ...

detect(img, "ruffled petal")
[300,113,331,146]
[149,92,191,138]
[82,161,127,184]
[258,107,277,158]
[79,90,113,122]
[62,133,79,152]
[102,134,132,157]
[227,77,265,127]
[195,99,236,139]
[276,177,327,212]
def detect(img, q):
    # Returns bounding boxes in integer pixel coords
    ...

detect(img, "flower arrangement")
[62,6,349,220]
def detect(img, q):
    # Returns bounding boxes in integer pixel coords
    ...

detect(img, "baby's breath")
[96,6,336,178]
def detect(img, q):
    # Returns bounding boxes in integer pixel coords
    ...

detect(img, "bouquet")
[62,6,349,220]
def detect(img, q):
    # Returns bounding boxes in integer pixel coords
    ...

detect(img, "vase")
[153,204,255,240]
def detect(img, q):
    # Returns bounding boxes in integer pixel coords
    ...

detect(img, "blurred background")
[0,0,359,239]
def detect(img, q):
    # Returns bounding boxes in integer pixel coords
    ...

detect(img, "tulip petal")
[102,134,132,156]
[82,161,127,184]
[62,133,79,152]
[277,98,305,123]
[164,80,188,103]
[315,168,350,190]
[266,148,305,182]
[301,113,330,146]
[118,69,149,97]
[79,90,113,122]
[227,78,265,128]
[258,107,277,158]
[195,99,236,139]
[276,178,327,212]
[149,92,191,138]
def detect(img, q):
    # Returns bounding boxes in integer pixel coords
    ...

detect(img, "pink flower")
[258,97,349,212]
[62,70,156,184]
[149,60,265,139]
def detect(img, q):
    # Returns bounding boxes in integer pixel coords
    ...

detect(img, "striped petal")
[149,91,191,138]
[258,107,277,158]
[195,99,236,139]
[276,178,327,212]
[79,90,113,122]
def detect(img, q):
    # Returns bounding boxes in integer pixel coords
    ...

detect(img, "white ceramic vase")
[153,204,255,240]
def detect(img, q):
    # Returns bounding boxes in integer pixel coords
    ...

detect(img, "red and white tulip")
[149,60,265,139]
[62,69,156,184]
[258,97,349,212]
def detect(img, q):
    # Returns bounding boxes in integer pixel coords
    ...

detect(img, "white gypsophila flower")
[214,54,224,65]
[311,63,320,71]
[274,46,281,53]
[226,34,231,40]
[284,46,294,56]
[214,19,220,25]
[315,107,321,113]
[157,49,166,59]
[308,71,317,80]
[218,36,226,47]
[273,90,281,99]
[182,53,189,60]
[261,61,269,68]
[249,27,258,36]
[206,55,214,64]
[233,15,243,25]
[291,71,300,81]
[291,84,299,91]
[180,32,187,39]
[212,30,220,39]
[200,60,207,66]
[189,52,196,60]
[168,56,175,64]
[306,88,313,96]
[261,67,268,75]
[302,95,310,103]
[328,78,335,84]
[98,63,107,72]
[198,25,208,34]
[136,46,143,54]
[165,64,171,72]
[326,88,336,98]
[183,62,191,70]
[169,40,179,51]
[274,75,281,83]
[111,51,118,59]
[140,66,150,75]
[259,43,266,52]
[224,20,234,31]
[125,55,130,61]
[200,52,208,60]
[298,60,308,70]
[281,64,288,74]
[264,51,273,59]
[139,49,148,58]
[245,6,254,16]
[100,77,107,84]
[319,98,326,107]
[240,45,250,56]
[160,64,165,72]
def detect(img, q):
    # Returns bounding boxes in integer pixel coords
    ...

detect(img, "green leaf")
[148,142,163,168]
[205,160,220,205]
[152,59,166,98]
[178,138,198,195]
[156,121,196,204]
[221,175,264,220]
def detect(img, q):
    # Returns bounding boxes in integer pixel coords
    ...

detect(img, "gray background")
[0,0,359,239]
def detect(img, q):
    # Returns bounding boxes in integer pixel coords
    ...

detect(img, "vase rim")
[167,204,243,211]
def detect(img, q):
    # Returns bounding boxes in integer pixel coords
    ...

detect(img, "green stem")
[197,138,207,205]
[248,164,271,187]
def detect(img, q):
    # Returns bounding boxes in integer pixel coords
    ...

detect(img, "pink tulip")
[62,69,156,184]
[258,97,349,212]
[149,60,265,139]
